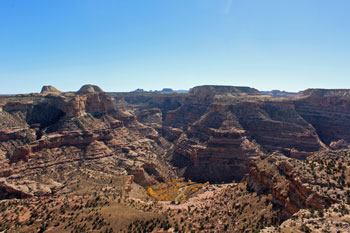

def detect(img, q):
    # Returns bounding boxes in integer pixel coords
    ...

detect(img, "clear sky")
[0,0,349,94]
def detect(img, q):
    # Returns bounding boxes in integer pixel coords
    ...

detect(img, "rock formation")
[244,155,330,218]
[0,85,175,201]
[77,84,104,94]
[295,89,350,145]
[2,85,350,187]
[40,85,61,95]
[161,86,327,182]
[1,84,350,232]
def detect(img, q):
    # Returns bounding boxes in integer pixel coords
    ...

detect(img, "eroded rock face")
[171,104,263,182]
[244,155,330,219]
[2,84,350,200]
[0,181,33,199]
[165,88,327,182]
[136,108,162,126]
[2,85,350,232]
[0,85,175,200]
[330,139,350,150]
[231,101,326,156]
[295,89,350,145]
[245,149,350,230]
[109,86,350,183]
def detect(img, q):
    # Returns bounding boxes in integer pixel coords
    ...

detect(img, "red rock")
[0,182,32,199]
[244,156,329,217]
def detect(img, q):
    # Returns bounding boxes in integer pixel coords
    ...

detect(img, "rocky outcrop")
[9,129,115,163]
[77,84,104,94]
[244,155,331,219]
[51,91,115,118]
[0,181,33,199]
[41,85,61,95]
[85,93,115,115]
[0,129,33,142]
[136,108,162,126]
[329,139,350,150]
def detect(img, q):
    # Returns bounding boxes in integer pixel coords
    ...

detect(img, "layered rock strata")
[0,85,175,200]
[2,84,350,195]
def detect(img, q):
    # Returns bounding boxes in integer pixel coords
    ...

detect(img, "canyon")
[1,84,350,232]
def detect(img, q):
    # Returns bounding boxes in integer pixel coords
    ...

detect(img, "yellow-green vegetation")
[147,178,210,203]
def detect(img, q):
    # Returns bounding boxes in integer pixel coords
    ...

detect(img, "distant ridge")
[261,90,301,98]
[132,88,188,93]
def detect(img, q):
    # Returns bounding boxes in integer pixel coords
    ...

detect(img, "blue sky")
[0,0,349,93]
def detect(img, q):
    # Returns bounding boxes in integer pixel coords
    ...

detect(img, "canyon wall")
[1,84,350,198]
[110,86,350,182]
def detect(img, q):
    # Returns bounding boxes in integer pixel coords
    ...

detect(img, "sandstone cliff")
[244,155,331,219]
[2,85,350,196]
[2,85,350,232]
[108,86,350,183]
[295,89,350,145]
[163,86,327,182]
